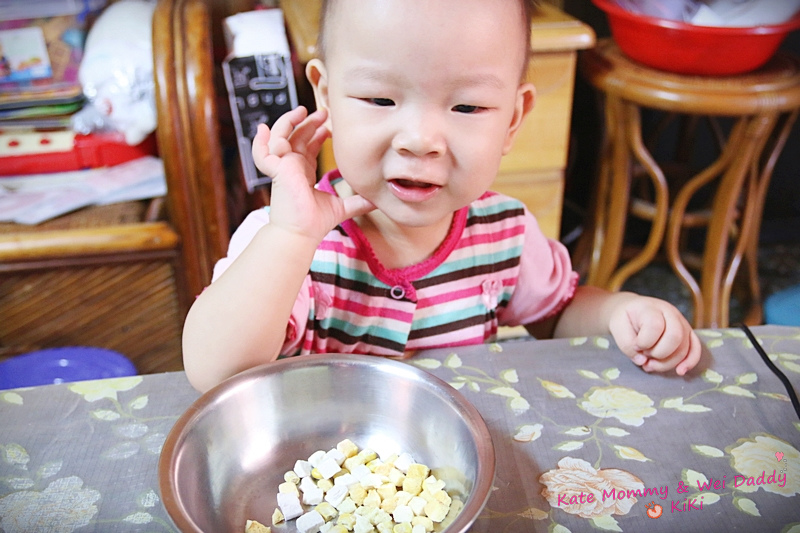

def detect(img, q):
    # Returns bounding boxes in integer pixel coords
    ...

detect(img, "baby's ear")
[306,59,331,122]
[502,82,536,154]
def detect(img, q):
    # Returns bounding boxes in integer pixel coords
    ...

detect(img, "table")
[1,325,799,532]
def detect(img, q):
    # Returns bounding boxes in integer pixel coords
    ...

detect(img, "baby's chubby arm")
[549,286,702,376]
[182,107,374,392]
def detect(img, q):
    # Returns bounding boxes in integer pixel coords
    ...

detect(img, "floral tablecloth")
[1,325,799,532]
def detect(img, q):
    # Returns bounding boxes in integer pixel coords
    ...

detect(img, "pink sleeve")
[211,208,311,355]
[499,211,578,326]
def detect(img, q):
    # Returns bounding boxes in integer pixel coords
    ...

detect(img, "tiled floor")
[620,241,800,326]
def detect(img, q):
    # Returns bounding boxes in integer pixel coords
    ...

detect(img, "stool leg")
[701,114,776,327]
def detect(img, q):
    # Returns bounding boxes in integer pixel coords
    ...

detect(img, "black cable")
[738,323,800,422]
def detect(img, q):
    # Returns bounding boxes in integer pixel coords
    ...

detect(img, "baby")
[182,0,701,392]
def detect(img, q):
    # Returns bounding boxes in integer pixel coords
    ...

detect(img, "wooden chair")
[0,0,253,373]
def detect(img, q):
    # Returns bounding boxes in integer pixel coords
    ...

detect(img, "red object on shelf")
[0,131,158,176]
[593,0,800,76]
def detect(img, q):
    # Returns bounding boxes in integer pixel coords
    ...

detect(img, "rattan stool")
[579,39,800,328]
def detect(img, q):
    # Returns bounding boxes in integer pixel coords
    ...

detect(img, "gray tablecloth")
[1,325,799,532]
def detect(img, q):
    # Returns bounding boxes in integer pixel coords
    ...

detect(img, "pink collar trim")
[320,170,468,301]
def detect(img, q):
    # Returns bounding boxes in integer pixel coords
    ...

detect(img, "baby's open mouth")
[391,178,435,189]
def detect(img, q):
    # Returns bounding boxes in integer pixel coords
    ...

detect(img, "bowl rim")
[158,353,496,533]
[592,0,800,33]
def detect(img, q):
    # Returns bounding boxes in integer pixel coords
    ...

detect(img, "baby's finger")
[269,105,309,142]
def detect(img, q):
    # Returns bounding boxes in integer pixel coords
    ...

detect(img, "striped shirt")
[213,171,578,357]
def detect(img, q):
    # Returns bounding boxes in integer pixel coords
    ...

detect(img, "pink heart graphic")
[776,451,784,462]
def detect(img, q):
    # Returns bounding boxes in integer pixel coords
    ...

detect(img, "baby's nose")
[392,109,446,156]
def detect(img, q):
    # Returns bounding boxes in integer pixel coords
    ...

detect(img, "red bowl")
[593,0,800,75]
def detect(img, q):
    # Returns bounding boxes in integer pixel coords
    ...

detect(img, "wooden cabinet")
[281,1,595,239]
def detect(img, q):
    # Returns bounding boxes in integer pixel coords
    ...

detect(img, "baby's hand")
[608,295,701,376]
[252,107,374,242]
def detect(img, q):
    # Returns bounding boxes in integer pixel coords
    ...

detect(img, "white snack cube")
[334,473,358,487]
[350,464,372,482]
[302,485,324,506]
[300,476,318,493]
[325,483,349,507]
[325,448,347,466]
[294,460,313,478]
[308,450,327,467]
[408,496,426,516]
[277,492,304,520]
[316,456,342,480]
[392,505,414,524]
[394,453,415,473]
[296,510,325,533]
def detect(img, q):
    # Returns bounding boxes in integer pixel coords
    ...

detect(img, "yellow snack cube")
[328,526,350,533]
[363,489,382,509]
[318,478,334,493]
[271,508,284,525]
[402,477,422,496]
[380,494,399,514]
[245,519,271,533]
[337,512,356,530]
[406,464,429,480]
[278,481,299,495]
[284,471,301,484]
[337,439,360,458]
[423,500,448,523]
[377,482,397,501]
[349,483,368,505]
[315,502,338,521]
[411,516,434,532]
[376,521,394,533]
[388,468,405,487]
[392,523,413,533]
[421,476,444,494]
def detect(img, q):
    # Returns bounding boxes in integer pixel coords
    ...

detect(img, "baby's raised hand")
[608,295,701,376]
[252,107,374,242]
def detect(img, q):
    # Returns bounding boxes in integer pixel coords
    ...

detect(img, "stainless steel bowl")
[159,354,495,532]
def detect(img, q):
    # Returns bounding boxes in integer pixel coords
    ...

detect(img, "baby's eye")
[452,104,482,114]
[366,98,395,107]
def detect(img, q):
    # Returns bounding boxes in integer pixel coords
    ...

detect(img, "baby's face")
[309,0,534,230]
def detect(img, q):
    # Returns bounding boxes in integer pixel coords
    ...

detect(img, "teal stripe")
[413,294,512,329]
[323,317,408,344]
[311,259,390,287]
[469,197,523,217]
[427,245,523,277]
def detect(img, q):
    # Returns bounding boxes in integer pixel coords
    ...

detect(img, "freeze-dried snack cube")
[402,477,422,496]
[316,502,338,521]
[317,456,342,480]
[392,505,414,524]
[411,525,426,533]
[318,478,334,493]
[354,514,375,533]
[325,484,349,508]
[395,491,413,507]
[433,490,451,507]
[245,519,271,533]
[363,489,381,509]
[309,450,327,467]
[380,494,399,514]
[277,492,304,520]
[297,510,325,533]
[387,468,405,487]
[349,483,368,505]
[350,464,372,483]
[372,461,395,477]
[326,526,349,533]
[376,521,393,533]
[411,516,434,532]
[392,523,412,533]
[294,460,313,478]
[302,485,324,506]
[285,471,301,484]
[325,448,347,466]
[377,482,397,501]
[361,473,384,489]
[423,500,448,523]
[338,512,356,529]
[272,508,285,526]
[394,453,414,473]
[406,464,429,480]
[370,509,391,526]
[408,496,426,516]
[279,481,299,495]
[337,439,359,458]
[334,473,358,487]
[336,497,357,514]
[421,476,444,494]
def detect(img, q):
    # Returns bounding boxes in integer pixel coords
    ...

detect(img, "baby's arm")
[182,107,374,392]
[549,286,701,376]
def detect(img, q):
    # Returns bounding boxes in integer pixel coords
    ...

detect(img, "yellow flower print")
[728,434,799,497]
[579,386,656,426]
[0,476,100,532]
[68,376,143,402]
[539,457,644,519]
